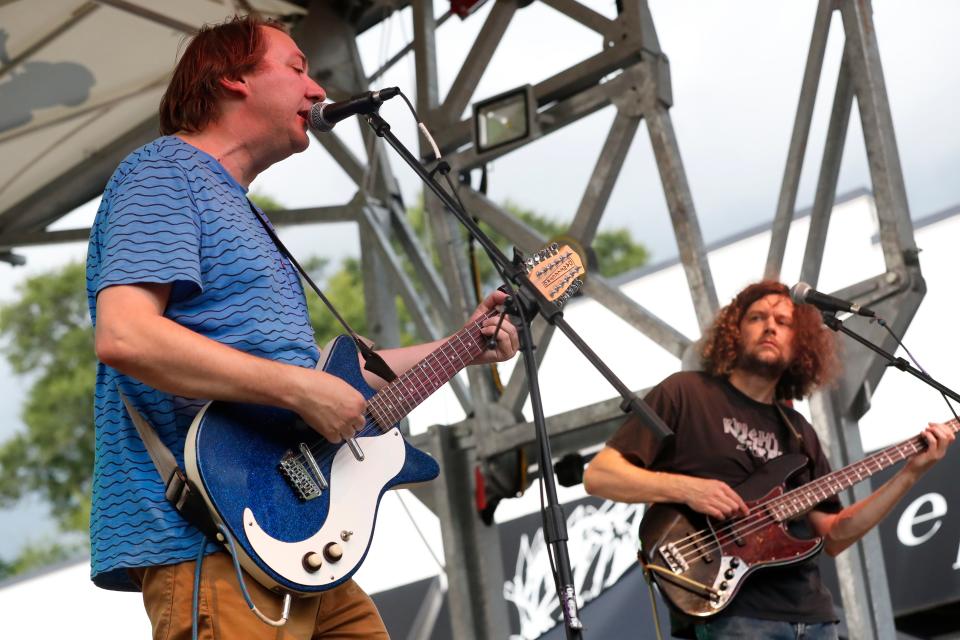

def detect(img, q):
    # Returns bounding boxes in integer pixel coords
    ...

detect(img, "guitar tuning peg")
[550,243,559,254]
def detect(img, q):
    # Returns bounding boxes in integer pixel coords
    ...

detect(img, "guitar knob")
[724,569,735,580]
[730,558,740,568]
[719,581,729,591]
[302,552,323,572]
[324,542,344,563]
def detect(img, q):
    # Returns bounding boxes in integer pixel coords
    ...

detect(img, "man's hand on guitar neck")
[466,289,519,365]
[810,420,955,557]
[356,289,520,391]
[903,421,956,478]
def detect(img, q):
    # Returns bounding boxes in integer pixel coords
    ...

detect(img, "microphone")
[789,282,876,318]
[309,87,400,132]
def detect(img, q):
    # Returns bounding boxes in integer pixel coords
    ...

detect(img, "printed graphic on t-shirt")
[723,417,782,461]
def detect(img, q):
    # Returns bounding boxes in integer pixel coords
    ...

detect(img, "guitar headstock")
[522,243,585,306]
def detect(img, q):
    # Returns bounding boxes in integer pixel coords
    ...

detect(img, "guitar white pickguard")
[243,428,406,586]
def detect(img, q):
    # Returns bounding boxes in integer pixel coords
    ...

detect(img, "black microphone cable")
[874,317,960,427]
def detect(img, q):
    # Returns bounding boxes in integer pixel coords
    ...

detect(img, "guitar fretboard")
[365,310,498,429]
[767,418,959,521]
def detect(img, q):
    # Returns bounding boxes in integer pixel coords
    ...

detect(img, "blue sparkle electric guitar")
[183,245,583,595]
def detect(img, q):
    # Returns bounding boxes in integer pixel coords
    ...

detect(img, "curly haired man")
[583,281,954,639]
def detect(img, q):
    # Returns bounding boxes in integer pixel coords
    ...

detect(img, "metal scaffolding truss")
[317,1,919,637]
[0,0,923,637]
[766,2,924,638]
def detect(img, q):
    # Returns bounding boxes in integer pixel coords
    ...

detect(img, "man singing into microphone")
[86,15,519,638]
[583,280,954,639]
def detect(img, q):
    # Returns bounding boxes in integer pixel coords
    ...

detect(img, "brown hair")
[159,15,287,136]
[701,280,838,400]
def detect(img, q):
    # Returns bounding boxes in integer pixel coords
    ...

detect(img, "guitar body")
[639,454,823,617]
[184,335,440,595]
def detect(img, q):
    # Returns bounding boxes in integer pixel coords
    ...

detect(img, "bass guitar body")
[638,454,823,618]
[184,335,440,595]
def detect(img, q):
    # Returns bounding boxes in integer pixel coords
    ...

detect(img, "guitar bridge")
[279,450,322,500]
[658,542,689,574]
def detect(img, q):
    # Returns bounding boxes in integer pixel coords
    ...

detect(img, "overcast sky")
[2,0,960,561]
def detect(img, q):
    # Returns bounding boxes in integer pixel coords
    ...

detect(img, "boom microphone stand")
[363,110,674,639]
[821,313,960,402]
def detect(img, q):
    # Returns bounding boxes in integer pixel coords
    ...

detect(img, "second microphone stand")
[821,312,960,403]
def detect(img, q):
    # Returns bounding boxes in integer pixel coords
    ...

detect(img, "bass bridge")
[659,542,689,573]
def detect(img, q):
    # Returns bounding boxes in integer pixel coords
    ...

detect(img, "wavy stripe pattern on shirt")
[85,136,319,591]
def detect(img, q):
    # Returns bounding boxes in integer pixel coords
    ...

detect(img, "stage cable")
[876,317,960,425]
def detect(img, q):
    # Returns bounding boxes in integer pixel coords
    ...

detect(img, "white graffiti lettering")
[503,501,644,639]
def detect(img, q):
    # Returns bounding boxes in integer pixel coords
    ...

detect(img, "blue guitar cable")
[190,526,292,640]
[219,524,293,628]
[192,539,205,640]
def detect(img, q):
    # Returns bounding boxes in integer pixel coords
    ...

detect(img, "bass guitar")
[639,418,958,618]
[184,244,584,595]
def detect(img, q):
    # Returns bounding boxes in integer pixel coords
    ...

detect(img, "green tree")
[249,191,283,212]
[0,538,85,581]
[304,257,420,347]
[407,196,650,285]
[0,262,94,537]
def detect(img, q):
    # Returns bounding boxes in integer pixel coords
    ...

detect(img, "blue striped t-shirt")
[85,136,320,591]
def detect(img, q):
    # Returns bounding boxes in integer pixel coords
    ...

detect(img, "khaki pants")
[129,553,389,639]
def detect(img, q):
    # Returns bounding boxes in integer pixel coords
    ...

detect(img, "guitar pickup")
[279,449,323,501]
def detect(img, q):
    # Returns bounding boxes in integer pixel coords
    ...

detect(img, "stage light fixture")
[472,85,537,155]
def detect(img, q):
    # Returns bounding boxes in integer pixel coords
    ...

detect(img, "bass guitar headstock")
[520,243,585,306]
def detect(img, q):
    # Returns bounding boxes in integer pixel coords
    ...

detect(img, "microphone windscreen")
[789,282,811,305]
[308,102,332,132]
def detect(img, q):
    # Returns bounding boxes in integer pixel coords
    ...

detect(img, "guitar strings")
[669,425,945,559]
[670,442,919,561]
[671,421,958,562]
[298,318,489,464]
[290,311,497,472]
[664,436,934,568]
[671,416,959,562]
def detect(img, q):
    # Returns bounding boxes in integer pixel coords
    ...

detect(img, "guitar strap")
[118,390,220,540]
[246,198,397,383]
